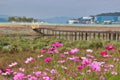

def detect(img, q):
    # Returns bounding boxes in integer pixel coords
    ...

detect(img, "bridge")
[32,26,120,41]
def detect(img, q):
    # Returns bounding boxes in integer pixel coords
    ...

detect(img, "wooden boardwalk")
[33,27,120,41]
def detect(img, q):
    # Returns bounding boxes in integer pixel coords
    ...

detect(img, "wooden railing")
[33,28,120,41]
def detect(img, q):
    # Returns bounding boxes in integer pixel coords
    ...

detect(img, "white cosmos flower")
[86,49,93,53]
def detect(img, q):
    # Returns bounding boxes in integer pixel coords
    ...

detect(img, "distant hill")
[0,15,9,22]
[42,17,72,23]
[96,12,120,16]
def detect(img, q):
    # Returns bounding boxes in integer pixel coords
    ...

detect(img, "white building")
[67,19,79,24]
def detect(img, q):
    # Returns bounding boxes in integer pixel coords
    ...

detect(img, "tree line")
[96,12,120,16]
[8,16,38,22]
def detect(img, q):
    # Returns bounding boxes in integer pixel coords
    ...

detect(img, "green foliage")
[89,40,104,49]
[8,16,37,22]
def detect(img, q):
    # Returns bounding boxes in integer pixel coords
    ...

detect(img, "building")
[78,17,94,24]
[67,16,94,24]
[95,16,120,24]
[67,19,79,24]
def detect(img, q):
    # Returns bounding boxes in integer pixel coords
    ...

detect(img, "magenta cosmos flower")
[52,41,63,47]
[44,57,52,63]
[105,44,115,50]
[48,47,58,54]
[77,65,84,70]
[100,51,108,56]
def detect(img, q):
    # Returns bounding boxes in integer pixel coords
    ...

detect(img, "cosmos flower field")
[0,38,120,80]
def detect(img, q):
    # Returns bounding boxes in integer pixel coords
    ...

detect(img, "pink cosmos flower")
[77,65,84,70]
[1,72,10,76]
[1,68,13,75]
[103,55,112,58]
[52,41,63,47]
[28,76,38,80]
[38,54,44,58]
[82,58,91,65]
[5,68,13,73]
[86,54,94,59]
[13,72,25,80]
[89,61,101,72]
[104,69,109,73]
[69,48,79,55]
[59,54,66,58]
[42,72,47,76]
[9,62,18,67]
[45,68,50,72]
[64,52,69,55]
[58,60,66,64]
[34,71,41,77]
[100,51,108,56]
[48,47,58,54]
[105,44,115,50]
[43,76,50,80]
[50,69,57,74]
[111,71,118,75]
[40,49,47,53]
[19,68,25,72]
[44,57,52,63]
[25,57,34,64]
[68,56,80,62]
[61,66,67,70]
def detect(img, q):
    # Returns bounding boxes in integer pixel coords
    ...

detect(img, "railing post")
[103,33,105,40]
[117,33,119,41]
[109,32,111,40]
[66,32,68,40]
[93,32,95,39]
[85,32,88,40]
[46,29,48,35]
[59,31,60,39]
[43,28,44,34]
[75,32,77,40]
[98,32,100,39]
[52,30,54,36]
[81,32,83,40]
[106,32,108,40]
[89,32,91,40]
[113,33,116,41]
[78,32,80,40]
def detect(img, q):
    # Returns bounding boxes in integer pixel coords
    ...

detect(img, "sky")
[0,0,120,19]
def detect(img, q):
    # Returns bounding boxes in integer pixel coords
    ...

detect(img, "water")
[0,22,120,27]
